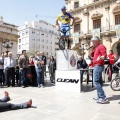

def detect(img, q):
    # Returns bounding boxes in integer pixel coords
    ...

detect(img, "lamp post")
[2,39,14,54]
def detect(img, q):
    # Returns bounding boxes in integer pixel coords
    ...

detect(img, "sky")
[0,0,65,26]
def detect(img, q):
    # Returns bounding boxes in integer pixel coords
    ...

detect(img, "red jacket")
[91,44,107,66]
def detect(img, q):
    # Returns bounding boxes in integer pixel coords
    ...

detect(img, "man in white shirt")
[4,52,16,87]
[0,52,5,86]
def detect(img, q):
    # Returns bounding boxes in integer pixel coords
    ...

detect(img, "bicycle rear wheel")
[110,78,120,91]
[59,37,65,50]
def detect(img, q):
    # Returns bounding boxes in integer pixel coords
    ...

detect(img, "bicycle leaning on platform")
[57,28,72,50]
[110,64,120,91]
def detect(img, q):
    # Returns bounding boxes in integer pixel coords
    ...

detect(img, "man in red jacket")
[91,36,109,104]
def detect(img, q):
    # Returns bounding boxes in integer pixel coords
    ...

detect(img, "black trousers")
[15,69,19,85]
[5,67,15,86]
[0,69,5,85]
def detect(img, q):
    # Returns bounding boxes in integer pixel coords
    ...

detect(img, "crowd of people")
[0,50,56,88]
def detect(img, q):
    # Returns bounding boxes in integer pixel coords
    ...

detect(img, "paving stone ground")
[0,79,120,120]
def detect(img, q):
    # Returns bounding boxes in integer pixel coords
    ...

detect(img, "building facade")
[0,16,19,57]
[65,0,120,58]
[18,20,59,57]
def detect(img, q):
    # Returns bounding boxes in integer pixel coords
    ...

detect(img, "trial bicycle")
[58,28,71,50]
[110,65,120,91]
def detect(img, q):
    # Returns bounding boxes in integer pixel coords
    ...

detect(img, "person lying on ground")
[0,91,32,112]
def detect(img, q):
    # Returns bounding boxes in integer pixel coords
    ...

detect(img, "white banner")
[92,28,100,38]
[55,70,81,93]
[73,32,79,44]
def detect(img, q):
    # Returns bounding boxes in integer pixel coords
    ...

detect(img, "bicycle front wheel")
[110,78,120,91]
[59,37,65,50]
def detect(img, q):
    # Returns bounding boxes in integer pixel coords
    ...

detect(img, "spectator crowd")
[0,50,56,88]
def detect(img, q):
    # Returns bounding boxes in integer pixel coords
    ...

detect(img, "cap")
[91,36,100,41]
[61,6,66,10]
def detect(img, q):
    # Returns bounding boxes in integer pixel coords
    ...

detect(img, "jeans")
[93,65,106,99]
[80,70,89,83]
[20,68,28,86]
[35,68,43,85]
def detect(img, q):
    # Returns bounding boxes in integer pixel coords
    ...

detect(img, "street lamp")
[2,39,14,53]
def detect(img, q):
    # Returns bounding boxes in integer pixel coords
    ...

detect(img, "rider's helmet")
[61,6,66,10]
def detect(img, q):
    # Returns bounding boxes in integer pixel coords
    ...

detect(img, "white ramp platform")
[56,50,77,70]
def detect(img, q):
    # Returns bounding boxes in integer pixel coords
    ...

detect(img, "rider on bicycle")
[56,6,75,49]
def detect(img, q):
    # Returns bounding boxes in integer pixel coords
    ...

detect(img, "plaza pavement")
[0,79,120,120]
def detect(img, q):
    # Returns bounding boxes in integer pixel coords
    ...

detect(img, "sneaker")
[22,86,25,88]
[93,97,99,100]
[41,84,44,88]
[27,99,32,107]
[97,98,109,104]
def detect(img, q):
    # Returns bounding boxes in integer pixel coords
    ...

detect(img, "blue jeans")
[35,68,43,85]
[93,65,106,99]
[20,68,28,86]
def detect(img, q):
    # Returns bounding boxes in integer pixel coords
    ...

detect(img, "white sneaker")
[97,98,109,104]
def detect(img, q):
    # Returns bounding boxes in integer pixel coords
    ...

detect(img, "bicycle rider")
[56,6,75,49]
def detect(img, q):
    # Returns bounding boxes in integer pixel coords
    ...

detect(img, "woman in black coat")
[48,56,56,84]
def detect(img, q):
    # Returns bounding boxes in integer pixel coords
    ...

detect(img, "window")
[32,31,35,34]
[19,39,21,43]
[19,45,21,49]
[37,39,40,41]
[22,32,25,36]
[46,40,48,43]
[32,37,35,41]
[40,27,42,30]
[37,44,40,48]
[22,44,25,49]
[25,43,29,49]
[115,14,120,25]
[41,33,44,35]
[42,39,44,42]
[41,45,44,48]
[74,23,80,33]
[26,30,28,35]
[32,43,35,48]
[93,19,101,29]
[50,41,52,44]
[46,46,48,49]
[37,31,40,35]
[74,2,79,8]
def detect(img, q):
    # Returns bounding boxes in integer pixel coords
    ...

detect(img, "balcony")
[101,25,115,34]
[88,25,116,36]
